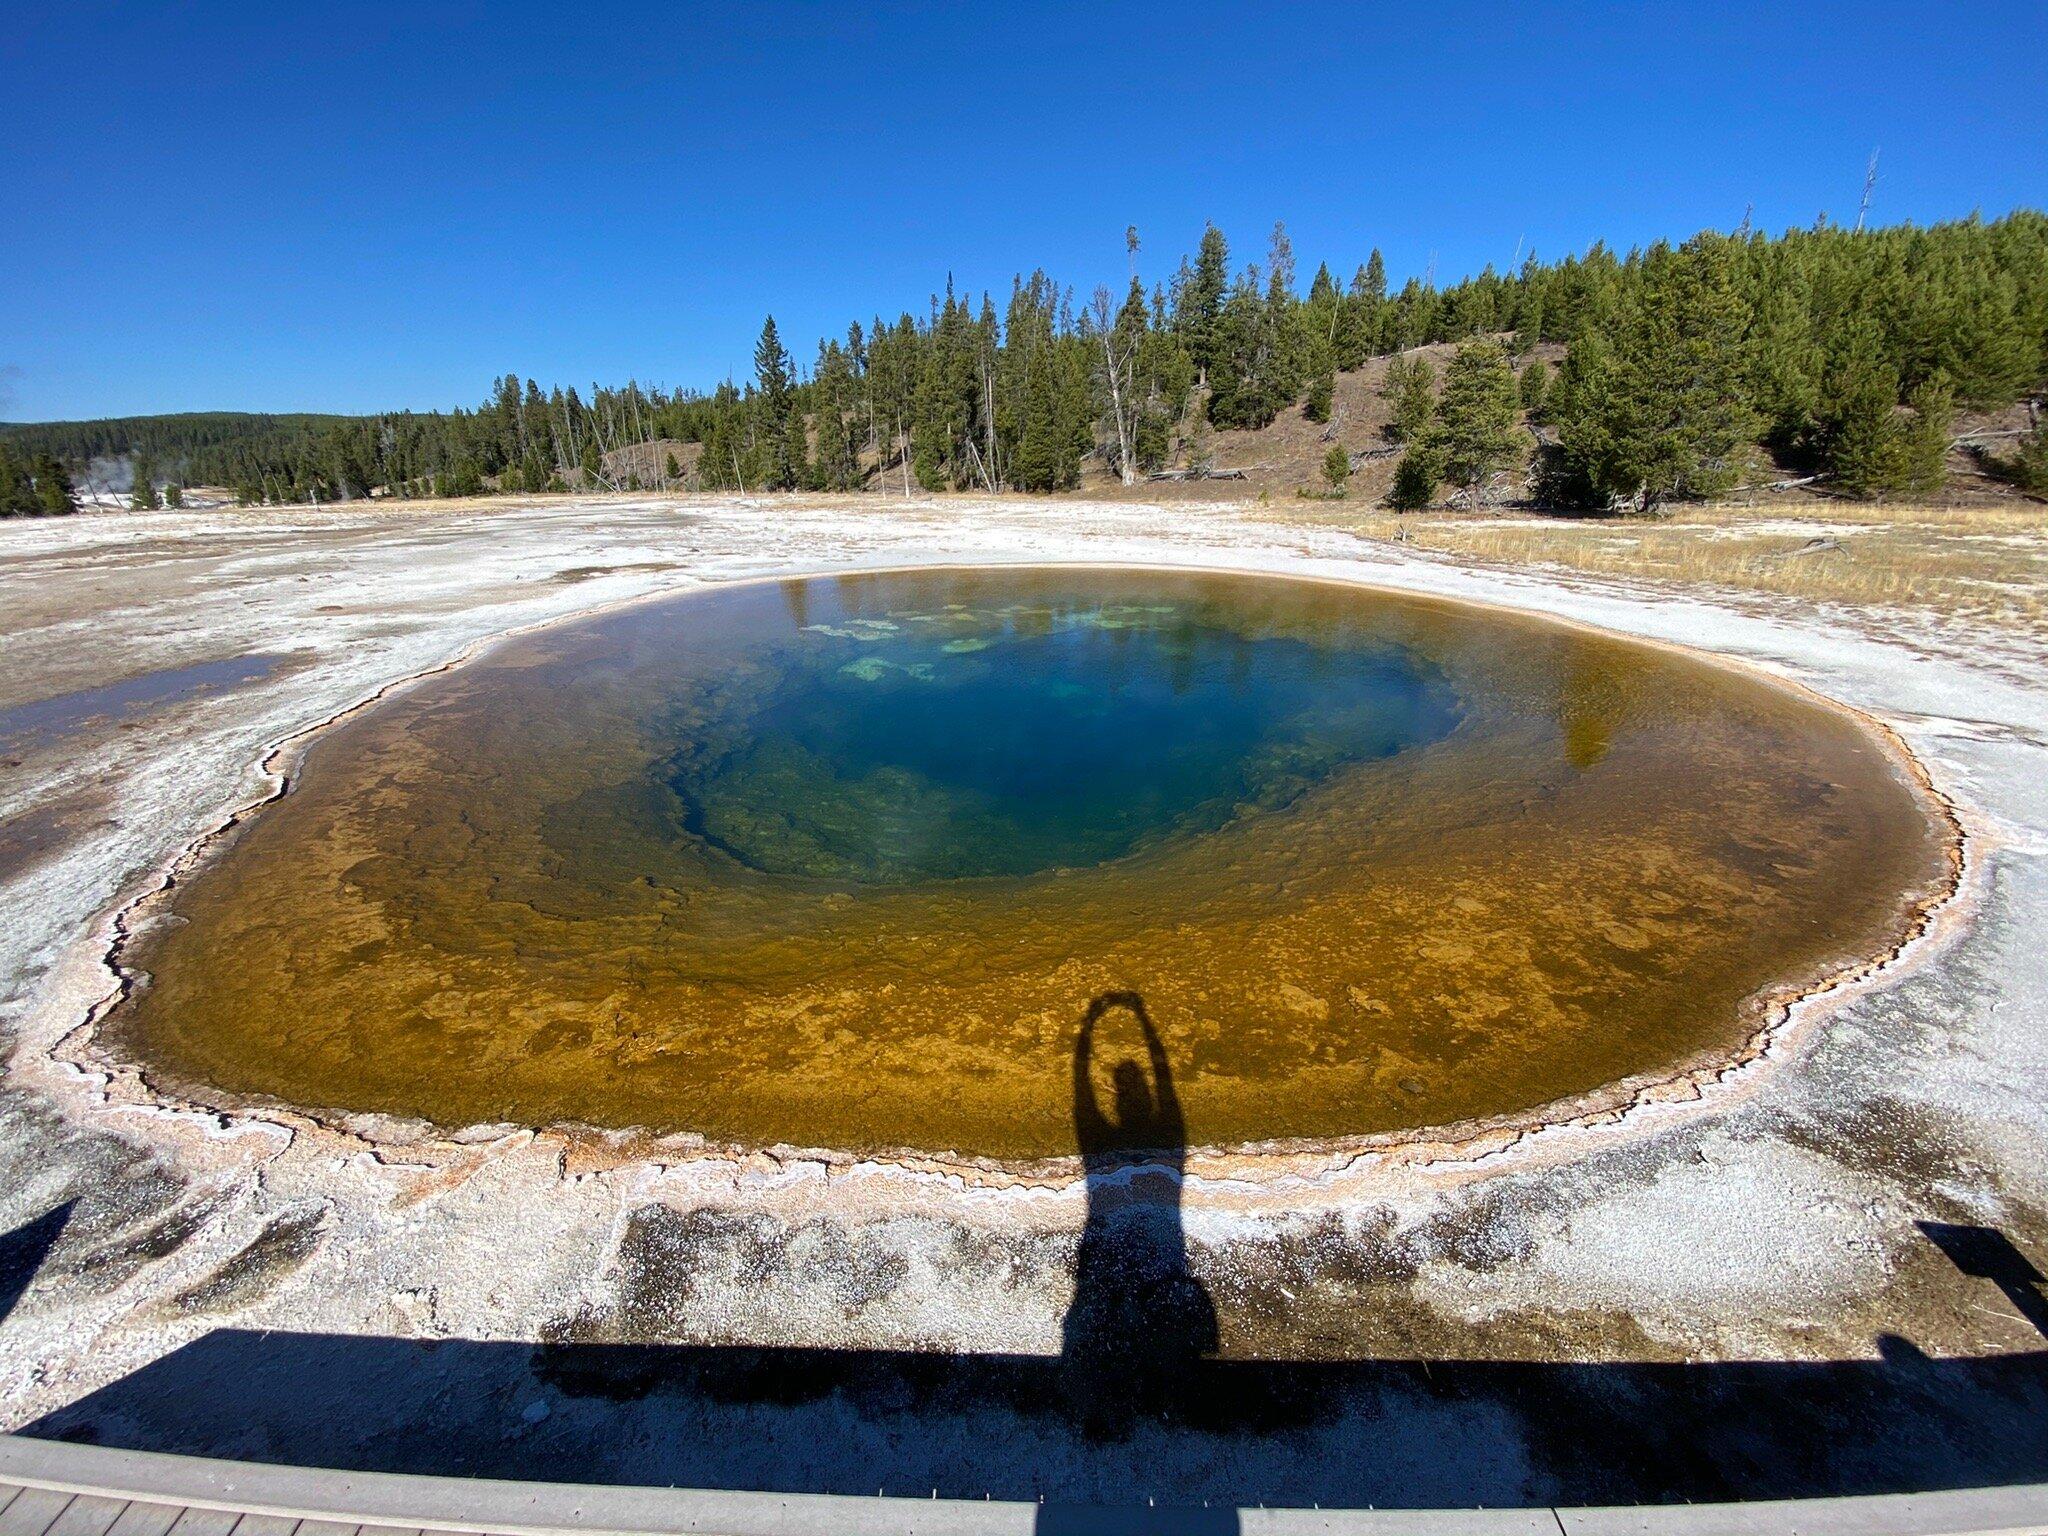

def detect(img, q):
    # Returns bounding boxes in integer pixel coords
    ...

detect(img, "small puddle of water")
[0,655,281,754]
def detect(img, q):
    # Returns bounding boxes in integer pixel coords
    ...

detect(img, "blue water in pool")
[664,591,1461,883]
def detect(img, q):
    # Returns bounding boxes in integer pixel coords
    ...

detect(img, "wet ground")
[1,495,2045,1506]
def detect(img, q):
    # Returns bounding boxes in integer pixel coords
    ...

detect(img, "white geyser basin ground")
[1,495,2044,1506]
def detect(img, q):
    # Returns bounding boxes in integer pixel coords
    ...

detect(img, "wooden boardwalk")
[8,1434,2048,1535]
[0,1484,432,1536]
[0,1484,427,1536]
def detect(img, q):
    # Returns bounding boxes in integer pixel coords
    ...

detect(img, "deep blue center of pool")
[662,595,1460,884]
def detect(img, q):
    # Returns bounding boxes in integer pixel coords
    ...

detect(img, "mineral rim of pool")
[110,568,1951,1159]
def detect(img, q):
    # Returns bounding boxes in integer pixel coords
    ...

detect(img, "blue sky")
[4,0,2043,421]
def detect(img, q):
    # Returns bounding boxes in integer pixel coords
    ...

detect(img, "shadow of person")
[1057,990,1219,1442]
[1920,1221,2048,1341]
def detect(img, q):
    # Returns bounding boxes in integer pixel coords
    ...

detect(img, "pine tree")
[1938,267,2034,407]
[1302,261,1340,421]
[754,315,797,490]
[1387,448,1438,511]
[1178,224,1230,384]
[1519,359,1550,417]
[0,445,37,516]
[131,453,160,509]
[781,403,811,491]
[1321,444,1350,495]
[1204,275,1261,428]
[1341,249,1387,365]
[1362,249,1387,306]
[33,454,74,515]
[1262,224,1308,417]
[1434,340,1524,500]
[700,384,745,490]
[911,285,975,489]
[1818,320,1906,498]
[1304,367,1335,423]
[811,341,860,491]
[164,481,185,508]
[1383,355,1436,443]
[1553,236,1756,512]
[1823,378,1903,499]
[1999,419,2048,496]
[1894,374,1954,499]
[1201,229,1310,433]
[1093,278,1153,483]
[1745,266,1822,453]
[1011,352,1071,492]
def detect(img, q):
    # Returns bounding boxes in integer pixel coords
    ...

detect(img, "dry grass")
[1290,501,2048,644]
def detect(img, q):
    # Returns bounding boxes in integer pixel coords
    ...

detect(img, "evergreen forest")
[4,211,2044,516]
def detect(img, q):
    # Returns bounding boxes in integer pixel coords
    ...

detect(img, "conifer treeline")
[0,442,76,518]
[5,211,2044,514]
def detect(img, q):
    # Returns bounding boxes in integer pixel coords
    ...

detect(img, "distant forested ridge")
[4,210,2044,516]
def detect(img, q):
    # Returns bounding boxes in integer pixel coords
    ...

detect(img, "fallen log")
[1348,446,1400,469]
[1728,473,1825,493]
[1145,465,1250,482]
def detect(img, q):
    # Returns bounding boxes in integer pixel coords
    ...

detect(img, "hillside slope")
[1068,340,2037,510]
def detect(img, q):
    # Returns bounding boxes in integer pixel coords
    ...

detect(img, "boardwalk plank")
[0,1491,22,1523]
[102,1505,180,1536]
[40,1496,126,1536]
[226,1517,297,1536]
[0,1488,74,1536]
[160,1511,237,1536]
[288,1523,355,1536]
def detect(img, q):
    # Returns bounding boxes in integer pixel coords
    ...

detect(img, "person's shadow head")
[1059,990,1218,1442]
[1073,989,1185,1160]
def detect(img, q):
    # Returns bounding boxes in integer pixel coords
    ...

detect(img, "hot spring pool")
[109,567,1950,1159]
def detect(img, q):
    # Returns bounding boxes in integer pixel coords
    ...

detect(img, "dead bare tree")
[978,356,999,492]
[1856,148,1880,232]
[963,438,990,492]
[1090,286,1141,486]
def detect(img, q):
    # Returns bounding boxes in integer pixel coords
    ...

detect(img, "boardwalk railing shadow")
[24,1330,2048,1510]
[1921,1220,2048,1341]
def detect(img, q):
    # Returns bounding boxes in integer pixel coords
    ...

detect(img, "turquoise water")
[659,586,1462,883]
